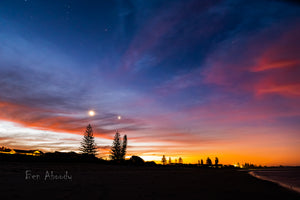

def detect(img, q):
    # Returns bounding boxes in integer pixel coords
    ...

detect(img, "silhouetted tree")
[162,155,167,165]
[201,159,203,165]
[121,135,127,159]
[206,157,212,166]
[178,157,183,164]
[215,157,219,166]
[110,131,127,160]
[169,157,172,164]
[111,131,121,160]
[80,124,97,156]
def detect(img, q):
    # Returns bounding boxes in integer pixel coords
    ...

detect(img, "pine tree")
[80,124,97,156]
[215,157,219,166]
[110,131,127,160]
[178,157,183,164]
[121,135,127,159]
[111,131,122,160]
[206,157,212,165]
[162,155,167,165]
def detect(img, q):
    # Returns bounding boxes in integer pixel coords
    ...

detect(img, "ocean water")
[249,167,300,194]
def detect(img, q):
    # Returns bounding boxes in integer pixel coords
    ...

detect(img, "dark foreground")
[0,162,299,200]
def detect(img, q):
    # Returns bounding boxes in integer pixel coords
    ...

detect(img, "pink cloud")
[0,101,116,139]
[202,20,300,99]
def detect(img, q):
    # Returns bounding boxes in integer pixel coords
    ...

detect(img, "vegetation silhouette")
[206,157,212,166]
[1,127,267,169]
[215,157,219,166]
[121,134,127,159]
[178,157,183,164]
[161,155,167,165]
[80,124,97,157]
[129,155,145,165]
[110,131,127,161]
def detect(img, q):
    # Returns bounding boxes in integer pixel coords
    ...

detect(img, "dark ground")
[0,161,299,200]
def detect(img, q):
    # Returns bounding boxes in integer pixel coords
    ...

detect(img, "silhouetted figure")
[215,157,219,166]
[178,157,183,164]
[206,157,212,166]
[110,131,127,160]
[175,159,177,163]
[80,124,97,157]
[162,155,167,165]
[169,157,172,164]
[201,159,203,165]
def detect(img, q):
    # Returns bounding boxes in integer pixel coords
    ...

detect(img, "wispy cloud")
[0,0,299,164]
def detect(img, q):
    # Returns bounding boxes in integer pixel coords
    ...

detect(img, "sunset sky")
[0,0,299,165]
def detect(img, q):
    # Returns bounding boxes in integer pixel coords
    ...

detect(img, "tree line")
[80,124,127,161]
[161,155,220,166]
[80,124,221,166]
[162,155,183,165]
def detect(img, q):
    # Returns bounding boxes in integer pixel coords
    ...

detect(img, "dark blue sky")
[0,0,299,164]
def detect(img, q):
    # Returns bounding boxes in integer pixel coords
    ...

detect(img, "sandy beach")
[0,161,299,200]
[249,168,300,194]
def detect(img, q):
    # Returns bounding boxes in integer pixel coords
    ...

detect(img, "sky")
[0,0,299,165]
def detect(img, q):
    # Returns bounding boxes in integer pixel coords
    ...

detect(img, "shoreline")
[249,171,300,194]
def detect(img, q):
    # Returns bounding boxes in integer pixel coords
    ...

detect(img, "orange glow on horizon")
[0,100,299,166]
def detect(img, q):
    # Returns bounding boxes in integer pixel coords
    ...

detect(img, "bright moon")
[88,110,95,116]
[118,115,121,120]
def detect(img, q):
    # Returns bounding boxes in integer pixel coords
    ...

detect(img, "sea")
[249,167,300,194]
